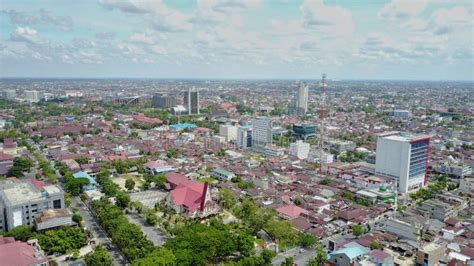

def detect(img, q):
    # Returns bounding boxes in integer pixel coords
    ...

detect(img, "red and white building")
[375,132,431,193]
[164,173,218,218]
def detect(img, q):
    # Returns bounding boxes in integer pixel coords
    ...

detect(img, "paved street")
[54,165,128,266]
[73,198,128,265]
[272,247,315,266]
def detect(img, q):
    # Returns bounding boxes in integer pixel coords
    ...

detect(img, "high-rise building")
[24,90,39,103]
[252,117,272,148]
[2,90,16,100]
[375,132,430,193]
[184,87,200,115]
[297,81,309,115]
[236,125,252,149]
[152,93,176,108]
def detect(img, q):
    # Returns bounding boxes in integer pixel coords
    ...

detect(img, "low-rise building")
[384,216,424,242]
[416,242,446,266]
[211,168,236,181]
[418,199,460,221]
[329,139,356,153]
[289,140,310,160]
[34,208,74,231]
[0,237,48,266]
[143,160,173,175]
[219,124,238,142]
[165,173,218,218]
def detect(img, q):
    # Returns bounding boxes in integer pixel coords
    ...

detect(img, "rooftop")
[2,182,42,206]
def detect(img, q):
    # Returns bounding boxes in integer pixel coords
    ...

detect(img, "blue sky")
[0,0,472,80]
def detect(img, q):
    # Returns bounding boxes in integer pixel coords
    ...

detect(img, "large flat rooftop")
[3,182,42,206]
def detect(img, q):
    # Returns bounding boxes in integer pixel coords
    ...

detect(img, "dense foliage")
[85,245,113,266]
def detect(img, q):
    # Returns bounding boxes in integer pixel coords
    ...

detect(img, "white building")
[24,90,39,103]
[297,81,309,115]
[236,125,252,149]
[307,147,334,164]
[289,140,310,160]
[252,117,272,148]
[219,124,238,142]
[392,109,411,118]
[375,132,431,193]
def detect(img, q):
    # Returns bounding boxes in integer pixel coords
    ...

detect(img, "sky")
[0,0,473,80]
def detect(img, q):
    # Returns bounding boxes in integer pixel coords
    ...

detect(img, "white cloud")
[379,0,427,20]
[299,0,355,37]
[10,27,39,43]
[429,6,472,35]
[99,0,192,32]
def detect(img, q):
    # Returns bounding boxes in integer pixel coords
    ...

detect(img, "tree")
[153,173,167,189]
[282,257,294,266]
[308,243,327,266]
[36,227,88,254]
[370,240,381,250]
[115,192,130,209]
[7,157,33,177]
[72,213,83,224]
[298,233,317,248]
[132,247,176,266]
[261,249,276,264]
[215,148,227,157]
[125,178,136,191]
[166,148,178,159]
[146,211,158,226]
[264,219,298,244]
[320,178,332,186]
[85,245,113,266]
[218,188,237,210]
[293,197,302,206]
[4,225,34,241]
[65,177,90,196]
[352,224,364,237]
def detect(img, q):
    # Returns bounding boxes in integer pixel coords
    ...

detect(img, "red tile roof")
[0,237,47,266]
[276,204,309,219]
[0,152,13,161]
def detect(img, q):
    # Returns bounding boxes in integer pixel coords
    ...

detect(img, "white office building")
[24,90,39,103]
[219,124,238,142]
[297,82,309,115]
[252,117,272,148]
[289,140,310,160]
[236,125,252,149]
[375,132,430,193]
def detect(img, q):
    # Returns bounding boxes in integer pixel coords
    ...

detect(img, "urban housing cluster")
[0,78,472,266]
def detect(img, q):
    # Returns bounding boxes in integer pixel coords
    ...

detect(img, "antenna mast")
[319,73,328,174]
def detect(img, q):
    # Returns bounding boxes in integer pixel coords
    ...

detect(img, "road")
[52,163,128,266]
[272,247,315,266]
[73,198,128,265]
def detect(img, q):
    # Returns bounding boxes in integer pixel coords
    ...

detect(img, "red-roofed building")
[0,237,48,266]
[165,173,217,218]
[276,204,309,220]
[132,113,162,124]
[3,138,15,149]
[0,152,13,175]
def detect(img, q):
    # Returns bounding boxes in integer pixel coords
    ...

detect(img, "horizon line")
[0,76,473,82]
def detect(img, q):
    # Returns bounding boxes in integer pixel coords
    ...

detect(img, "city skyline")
[0,0,473,80]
